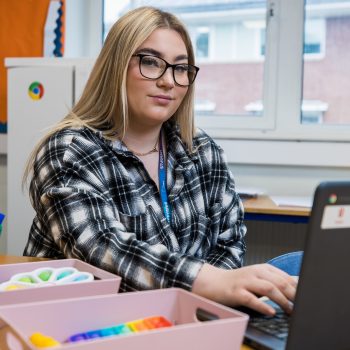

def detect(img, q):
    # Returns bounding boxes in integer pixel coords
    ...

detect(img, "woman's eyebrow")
[175,54,188,62]
[137,48,160,56]
[136,48,188,61]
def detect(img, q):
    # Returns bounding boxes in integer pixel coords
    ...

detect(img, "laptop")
[241,181,350,350]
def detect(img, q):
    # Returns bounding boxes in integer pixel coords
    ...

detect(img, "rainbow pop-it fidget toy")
[29,316,173,348]
[0,267,94,292]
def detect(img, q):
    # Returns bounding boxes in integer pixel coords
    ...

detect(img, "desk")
[0,255,48,264]
[0,255,253,350]
[243,195,311,224]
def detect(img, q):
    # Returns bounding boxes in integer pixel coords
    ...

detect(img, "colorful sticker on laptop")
[321,205,350,229]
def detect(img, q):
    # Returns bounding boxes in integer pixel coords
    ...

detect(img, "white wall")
[0,155,7,254]
[228,163,350,198]
[65,0,103,58]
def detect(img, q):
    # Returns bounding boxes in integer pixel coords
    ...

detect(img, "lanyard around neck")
[158,130,171,223]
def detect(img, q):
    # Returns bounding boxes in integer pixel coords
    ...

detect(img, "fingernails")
[286,301,294,314]
[267,306,276,316]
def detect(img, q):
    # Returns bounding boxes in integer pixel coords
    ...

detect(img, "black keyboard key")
[249,310,291,338]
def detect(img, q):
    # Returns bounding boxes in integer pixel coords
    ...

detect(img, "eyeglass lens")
[140,56,197,86]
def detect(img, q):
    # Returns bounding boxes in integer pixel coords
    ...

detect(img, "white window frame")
[195,0,350,169]
[196,0,279,131]
[197,0,350,141]
[91,1,350,168]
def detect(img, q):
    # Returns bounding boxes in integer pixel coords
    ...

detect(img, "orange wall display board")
[0,0,65,133]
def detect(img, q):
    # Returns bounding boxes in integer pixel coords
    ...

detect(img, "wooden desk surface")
[244,195,311,217]
[0,255,48,264]
[0,255,253,349]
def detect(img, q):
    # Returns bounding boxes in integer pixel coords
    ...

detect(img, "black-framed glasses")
[132,54,199,87]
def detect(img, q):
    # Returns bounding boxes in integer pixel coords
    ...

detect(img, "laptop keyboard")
[249,307,290,340]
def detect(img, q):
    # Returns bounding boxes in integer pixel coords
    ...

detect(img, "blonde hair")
[23,6,197,185]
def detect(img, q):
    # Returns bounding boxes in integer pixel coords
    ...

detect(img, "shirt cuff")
[166,255,204,291]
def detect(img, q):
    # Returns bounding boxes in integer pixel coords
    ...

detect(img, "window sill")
[215,138,350,168]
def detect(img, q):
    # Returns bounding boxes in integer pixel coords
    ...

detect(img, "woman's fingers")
[254,265,297,311]
[251,278,294,314]
[264,264,298,288]
[228,264,297,315]
[235,290,277,316]
[192,263,298,316]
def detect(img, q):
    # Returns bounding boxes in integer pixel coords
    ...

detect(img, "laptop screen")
[287,181,350,350]
[242,181,350,350]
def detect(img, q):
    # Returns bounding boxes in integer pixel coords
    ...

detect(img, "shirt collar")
[103,120,199,166]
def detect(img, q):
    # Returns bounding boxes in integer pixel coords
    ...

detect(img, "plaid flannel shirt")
[24,121,246,292]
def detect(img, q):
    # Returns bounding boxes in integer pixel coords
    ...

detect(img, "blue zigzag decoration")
[0,123,7,133]
[53,1,64,57]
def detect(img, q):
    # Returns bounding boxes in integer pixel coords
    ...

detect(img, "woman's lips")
[151,95,173,106]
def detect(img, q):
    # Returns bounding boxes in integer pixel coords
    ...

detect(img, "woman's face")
[127,28,189,129]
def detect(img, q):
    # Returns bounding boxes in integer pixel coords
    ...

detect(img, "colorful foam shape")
[29,332,61,348]
[66,316,173,344]
[112,324,133,335]
[0,267,94,292]
[68,333,87,342]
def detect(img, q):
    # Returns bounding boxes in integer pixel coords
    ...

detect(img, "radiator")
[243,221,307,266]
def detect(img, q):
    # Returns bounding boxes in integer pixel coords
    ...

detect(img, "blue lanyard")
[158,131,171,223]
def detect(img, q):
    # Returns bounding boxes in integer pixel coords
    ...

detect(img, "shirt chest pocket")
[118,206,177,249]
[176,203,222,258]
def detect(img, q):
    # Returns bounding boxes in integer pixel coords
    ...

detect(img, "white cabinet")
[6,58,93,255]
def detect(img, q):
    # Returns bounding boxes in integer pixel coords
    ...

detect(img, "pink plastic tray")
[0,288,248,350]
[0,259,121,305]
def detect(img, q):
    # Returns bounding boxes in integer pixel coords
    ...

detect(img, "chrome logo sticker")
[28,82,44,100]
[328,194,337,204]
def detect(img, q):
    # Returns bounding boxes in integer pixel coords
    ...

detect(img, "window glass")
[103,0,268,118]
[194,27,210,59]
[304,19,325,55]
[302,0,350,125]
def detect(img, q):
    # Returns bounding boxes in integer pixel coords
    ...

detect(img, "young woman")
[23,6,296,316]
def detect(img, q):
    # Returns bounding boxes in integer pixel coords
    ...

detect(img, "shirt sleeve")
[202,144,247,269]
[26,131,203,292]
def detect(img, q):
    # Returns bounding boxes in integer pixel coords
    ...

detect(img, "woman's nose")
[157,67,175,88]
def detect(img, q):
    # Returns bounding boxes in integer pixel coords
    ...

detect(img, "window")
[302,1,350,127]
[103,0,350,152]
[304,19,325,57]
[193,27,210,59]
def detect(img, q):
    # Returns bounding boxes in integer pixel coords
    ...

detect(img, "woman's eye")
[175,65,189,73]
[142,57,160,67]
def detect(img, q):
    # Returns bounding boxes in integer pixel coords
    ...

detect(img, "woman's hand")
[192,263,297,316]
